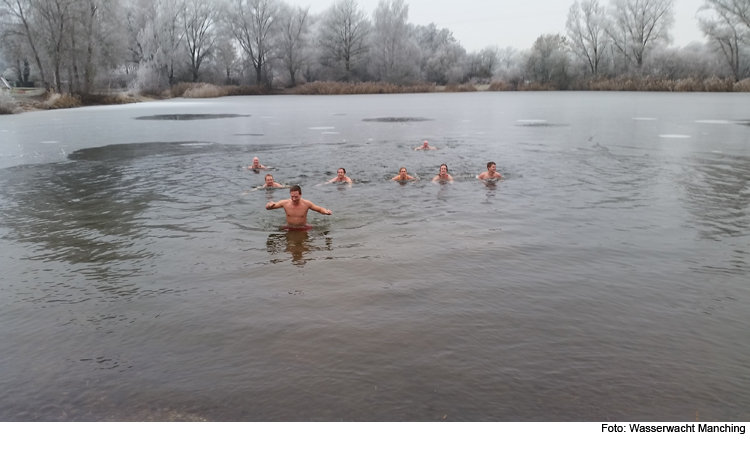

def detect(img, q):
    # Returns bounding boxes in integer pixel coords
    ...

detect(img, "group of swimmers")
[247,142,503,228]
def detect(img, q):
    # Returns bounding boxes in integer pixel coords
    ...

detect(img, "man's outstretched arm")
[266,200,286,210]
[308,201,332,215]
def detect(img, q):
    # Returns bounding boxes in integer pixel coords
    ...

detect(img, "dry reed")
[443,84,478,92]
[734,78,750,92]
[291,81,435,95]
[171,82,267,98]
[0,90,17,114]
[43,93,82,109]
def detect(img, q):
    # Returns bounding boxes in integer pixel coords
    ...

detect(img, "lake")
[0,92,748,421]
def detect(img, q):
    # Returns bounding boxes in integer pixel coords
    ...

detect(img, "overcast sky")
[285,0,706,51]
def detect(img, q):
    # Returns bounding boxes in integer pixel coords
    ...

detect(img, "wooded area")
[1,0,749,94]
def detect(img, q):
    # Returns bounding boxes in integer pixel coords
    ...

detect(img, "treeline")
[0,0,749,95]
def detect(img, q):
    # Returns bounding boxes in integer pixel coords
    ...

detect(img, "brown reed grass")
[488,81,514,91]
[291,81,435,95]
[0,90,17,114]
[734,78,750,92]
[78,93,138,106]
[43,93,82,109]
[443,84,478,92]
[171,82,267,98]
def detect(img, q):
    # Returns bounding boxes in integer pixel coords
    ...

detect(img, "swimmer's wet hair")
[290,185,301,194]
[487,161,495,169]
[338,168,346,173]
[265,174,273,179]
[440,164,448,171]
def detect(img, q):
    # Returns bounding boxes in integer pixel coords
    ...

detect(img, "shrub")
[0,90,17,114]
[44,93,82,109]
[291,81,435,95]
[224,85,266,95]
[78,93,138,105]
[734,78,750,92]
[183,83,225,98]
[444,84,477,92]
[488,81,514,91]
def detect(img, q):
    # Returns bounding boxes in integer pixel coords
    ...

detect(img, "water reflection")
[266,230,333,265]
[0,162,155,297]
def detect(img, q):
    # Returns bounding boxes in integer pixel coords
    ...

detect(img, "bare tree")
[606,0,675,70]
[317,0,370,81]
[699,0,750,81]
[567,0,608,76]
[158,0,185,85]
[225,0,282,86]
[0,0,47,86]
[278,4,310,86]
[370,0,419,83]
[183,0,218,82]
[213,28,239,84]
[33,0,76,92]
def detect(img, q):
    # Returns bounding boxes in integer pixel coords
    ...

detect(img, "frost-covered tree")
[317,0,370,81]
[278,4,311,86]
[32,0,76,92]
[467,46,499,80]
[526,33,570,87]
[183,0,218,82]
[567,0,608,76]
[606,0,675,71]
[0,0,47,86]
[213,28,240,84]
[412,22,466,84]
[699,0,750,81]
[370,0,419,83]
[225,0,282,86]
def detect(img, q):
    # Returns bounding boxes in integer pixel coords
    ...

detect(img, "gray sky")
[287,0,706,51]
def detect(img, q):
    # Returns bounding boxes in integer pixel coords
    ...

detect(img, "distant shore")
[2,78,749,115]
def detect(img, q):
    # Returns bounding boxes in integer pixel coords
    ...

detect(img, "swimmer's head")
[487,161,496,170]
[264,174,274,184]
[440,164,448,174]
[290,185,302,202]
[399,167,408,177]
[338,168,346,177]
[253,157,260,165]
[423,140,429,147]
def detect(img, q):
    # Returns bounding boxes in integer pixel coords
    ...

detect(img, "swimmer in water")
[392,167,415,181]
[261,174,283,188]
[266,185,332,227]
[414,140,437,151]
[432,164,453,182]
[248,157,267,170]
[478,161,502,180]
[327,167,353,184]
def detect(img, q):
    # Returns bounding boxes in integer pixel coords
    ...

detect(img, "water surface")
[0,92,749,421]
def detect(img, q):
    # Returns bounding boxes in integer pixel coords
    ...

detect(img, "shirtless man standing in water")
[266,185,332,228]
[478,161,502,180]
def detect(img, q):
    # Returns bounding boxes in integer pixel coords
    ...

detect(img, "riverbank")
[2,78,748,115]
